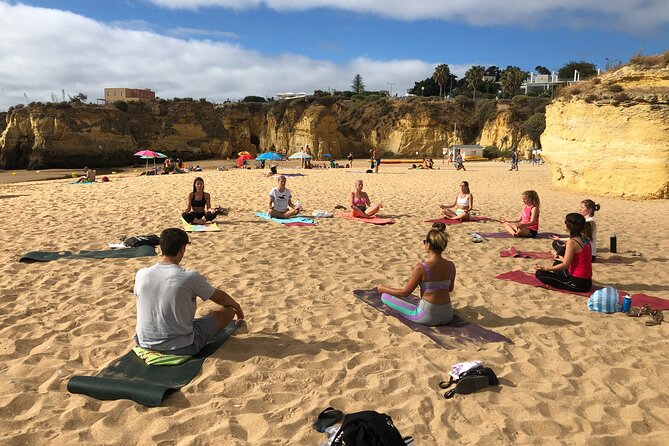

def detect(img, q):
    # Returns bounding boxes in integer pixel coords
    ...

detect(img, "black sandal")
[312,407,343,432]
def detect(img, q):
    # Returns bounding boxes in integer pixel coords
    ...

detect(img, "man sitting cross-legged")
[133,228,244,355]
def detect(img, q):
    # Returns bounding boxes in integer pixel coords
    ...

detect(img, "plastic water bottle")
[610,233,617,253]
[621,294,632,313]
[319,425,341,446]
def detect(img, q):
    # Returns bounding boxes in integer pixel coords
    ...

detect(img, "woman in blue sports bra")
[377,222,456,326]
[350,179,383,218]
[182,177,217,224]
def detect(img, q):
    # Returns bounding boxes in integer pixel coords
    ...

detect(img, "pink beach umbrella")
[134,150,161,174]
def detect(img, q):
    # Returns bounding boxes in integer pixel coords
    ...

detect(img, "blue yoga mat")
[255,212,315,224]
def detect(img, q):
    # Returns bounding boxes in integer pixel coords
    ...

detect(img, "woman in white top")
[440,181,473,221]
[551,199,600,262]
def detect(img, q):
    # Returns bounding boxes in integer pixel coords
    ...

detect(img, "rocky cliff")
[0,96,537,170]
[542,54,669,199]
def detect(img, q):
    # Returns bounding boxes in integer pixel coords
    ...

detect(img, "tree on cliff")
[535,66,551,75]
[558,61,597,80]
[465,65,485,100]
[409,78,439,96]
[484,65,500,81]
[500,66,528,97]
[432,64,451,98]
[351,74,365,94]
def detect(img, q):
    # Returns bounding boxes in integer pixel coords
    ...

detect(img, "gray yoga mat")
[19,245,156,262]
[67,321,242,407]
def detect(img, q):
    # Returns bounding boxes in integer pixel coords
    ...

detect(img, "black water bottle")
[610,233,617,253]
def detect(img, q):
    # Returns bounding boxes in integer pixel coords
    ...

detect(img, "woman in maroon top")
[534,213,592,292]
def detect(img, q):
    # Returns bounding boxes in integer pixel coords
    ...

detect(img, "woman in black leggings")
[182,177,216,224]
[535,213,593,292]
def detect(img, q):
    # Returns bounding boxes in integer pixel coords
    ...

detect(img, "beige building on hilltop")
[104,88,156,104]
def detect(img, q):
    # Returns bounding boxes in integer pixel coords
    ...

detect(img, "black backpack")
[123,234,160,248]
[331,411,407,446]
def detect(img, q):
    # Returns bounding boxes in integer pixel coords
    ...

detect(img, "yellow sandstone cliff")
[542,56,669,199]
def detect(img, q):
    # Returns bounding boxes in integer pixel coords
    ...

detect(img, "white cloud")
[0,2,455,109]
[146,0,669,30]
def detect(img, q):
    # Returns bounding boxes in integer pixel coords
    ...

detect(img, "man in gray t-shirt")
[134,228,244,355]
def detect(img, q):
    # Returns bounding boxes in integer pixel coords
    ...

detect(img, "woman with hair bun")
[377,223,456,326]
[551,199,600,262]
[535,213,593,292]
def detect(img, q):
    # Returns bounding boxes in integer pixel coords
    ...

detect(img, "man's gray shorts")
[135,315,220,356]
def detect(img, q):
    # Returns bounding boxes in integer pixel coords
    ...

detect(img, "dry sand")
[0,161,667,445]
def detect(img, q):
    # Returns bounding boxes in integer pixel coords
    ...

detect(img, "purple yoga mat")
[352,289,511,349]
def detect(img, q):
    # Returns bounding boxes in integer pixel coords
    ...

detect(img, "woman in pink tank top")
[500,190,540,238]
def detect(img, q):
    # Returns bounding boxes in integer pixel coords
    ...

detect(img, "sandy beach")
[1,161,668,445]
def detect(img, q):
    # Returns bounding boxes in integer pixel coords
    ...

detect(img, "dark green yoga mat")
[19,245,156,263]
[67,321,241,406]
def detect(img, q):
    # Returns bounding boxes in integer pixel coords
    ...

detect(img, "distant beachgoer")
[269,175,302,218]
[454,152,466,171]
[535,213,593,292]
[347,152,353,167]
[551,199,600,262]
[372,149,380,173]
[350,179,382,218]
[440,181,473,221]
[193,165,202,172]
[500,190,540,237]
[377,223,456,326]
[510,149,518,171]
[74,166,96,183]
[134,228,244,355]
[182,177,217,224]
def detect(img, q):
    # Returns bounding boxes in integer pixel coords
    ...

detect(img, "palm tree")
[500,66,529,98]
[465,65,485,100]
[432,64,451,98]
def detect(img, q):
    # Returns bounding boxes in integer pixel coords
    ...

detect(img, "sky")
[0,0,668,109]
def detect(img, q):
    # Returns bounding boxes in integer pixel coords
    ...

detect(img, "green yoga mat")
[19,245,156,263]
[67,321,242,406]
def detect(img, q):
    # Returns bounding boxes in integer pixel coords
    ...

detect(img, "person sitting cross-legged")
[269,175,302,218]
[133,228,244,355]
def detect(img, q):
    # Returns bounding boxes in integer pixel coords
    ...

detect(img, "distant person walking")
[347,152,353,167]
[372,149,380,173]
[510,149,518,171]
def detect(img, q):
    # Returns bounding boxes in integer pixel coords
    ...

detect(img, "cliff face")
[542,62,669,199]
[0,97,534,169]
[479,107,536,156]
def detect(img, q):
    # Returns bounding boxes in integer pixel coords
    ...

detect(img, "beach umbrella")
[289,152,312,159]
[237,153,254,168]
[134,150,160,158]
[256,152,284,161]
[134,150,161,174]
[323,153,332,157]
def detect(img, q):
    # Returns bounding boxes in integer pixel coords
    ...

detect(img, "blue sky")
[0,0,667,108]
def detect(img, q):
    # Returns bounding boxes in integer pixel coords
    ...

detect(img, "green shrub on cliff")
[114,101,128,112]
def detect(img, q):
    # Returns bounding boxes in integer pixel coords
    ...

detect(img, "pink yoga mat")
[500,247,554,260]
[480,232,562,239]
[335,212,395,225]
[425,216,491,225]
[495,270,669,310]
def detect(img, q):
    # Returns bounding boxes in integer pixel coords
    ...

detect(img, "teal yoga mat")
[67,321,242,406]
[19,245,156,263]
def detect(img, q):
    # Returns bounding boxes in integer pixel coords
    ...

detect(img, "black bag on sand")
[331,410,407,446]
[441,366,499,399]
[123,235,160,248]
